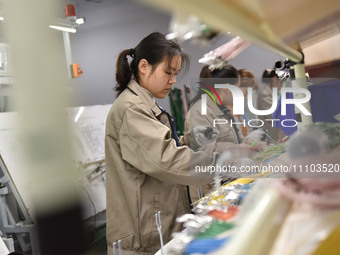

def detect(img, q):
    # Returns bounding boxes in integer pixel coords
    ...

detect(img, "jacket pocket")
[140,193,161,251]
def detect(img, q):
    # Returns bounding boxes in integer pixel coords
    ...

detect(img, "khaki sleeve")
[257,86,280,141]
[179,111,200,148]
[261,93,273,110]
[119,104,218,185]
[257,85,273,111]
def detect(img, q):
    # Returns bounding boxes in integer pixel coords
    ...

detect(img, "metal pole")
[291,63,313,128]
[155,211,164,254]
[63,31,73,78]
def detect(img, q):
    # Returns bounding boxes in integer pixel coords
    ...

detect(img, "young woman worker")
[105,32,224,255]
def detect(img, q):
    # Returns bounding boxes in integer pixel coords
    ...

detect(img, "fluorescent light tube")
[49,25,76,33]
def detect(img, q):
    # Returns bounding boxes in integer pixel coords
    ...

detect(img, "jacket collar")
[127,79,162,116]
[205,95,224,117]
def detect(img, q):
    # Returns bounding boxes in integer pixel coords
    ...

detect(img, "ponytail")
[115,48,135,97]
[115,32,189,97]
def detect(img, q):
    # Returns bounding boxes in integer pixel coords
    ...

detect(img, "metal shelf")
[138,0,340,62]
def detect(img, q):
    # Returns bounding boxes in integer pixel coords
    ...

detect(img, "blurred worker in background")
[257,69,283,141]
[185,64,266,202]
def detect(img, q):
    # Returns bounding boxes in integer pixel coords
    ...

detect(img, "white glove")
[193,126,219,147]
[247,129,266,142]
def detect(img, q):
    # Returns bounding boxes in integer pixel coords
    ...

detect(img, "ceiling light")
[49,25,76,33]
[166,32,177,40]
[0,17,4,21]
[183,31,194,40]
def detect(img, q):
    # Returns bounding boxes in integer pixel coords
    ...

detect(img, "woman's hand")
[247,129,266,142]
[193,126,219,147]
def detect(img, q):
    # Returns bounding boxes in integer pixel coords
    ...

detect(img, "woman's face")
[220,88,233,106]
[220,80,241,106]
[140,55,181,99]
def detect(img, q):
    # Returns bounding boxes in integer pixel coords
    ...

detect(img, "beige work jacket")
[185,96,250,153]
[185,96,251,201]
[105,80,217,255]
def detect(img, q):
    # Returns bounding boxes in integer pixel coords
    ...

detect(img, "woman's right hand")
[193,126,219,147]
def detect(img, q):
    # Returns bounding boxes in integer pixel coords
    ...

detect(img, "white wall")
[67,0,282,112]
[68,0,171,108]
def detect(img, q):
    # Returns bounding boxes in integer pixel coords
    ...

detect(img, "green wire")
[199,87,217,105]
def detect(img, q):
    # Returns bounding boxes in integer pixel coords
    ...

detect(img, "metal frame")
[291,63,313,128]
[0,157,40,254]
[63,31,73,79]
[138,0,319,127]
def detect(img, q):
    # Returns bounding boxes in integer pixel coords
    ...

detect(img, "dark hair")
[199,63,239,81]
[261,69,278,84]
[115,32,189,97]
[191,63,239,105]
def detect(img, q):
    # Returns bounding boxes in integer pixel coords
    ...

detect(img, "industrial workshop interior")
[0,0,340,254]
